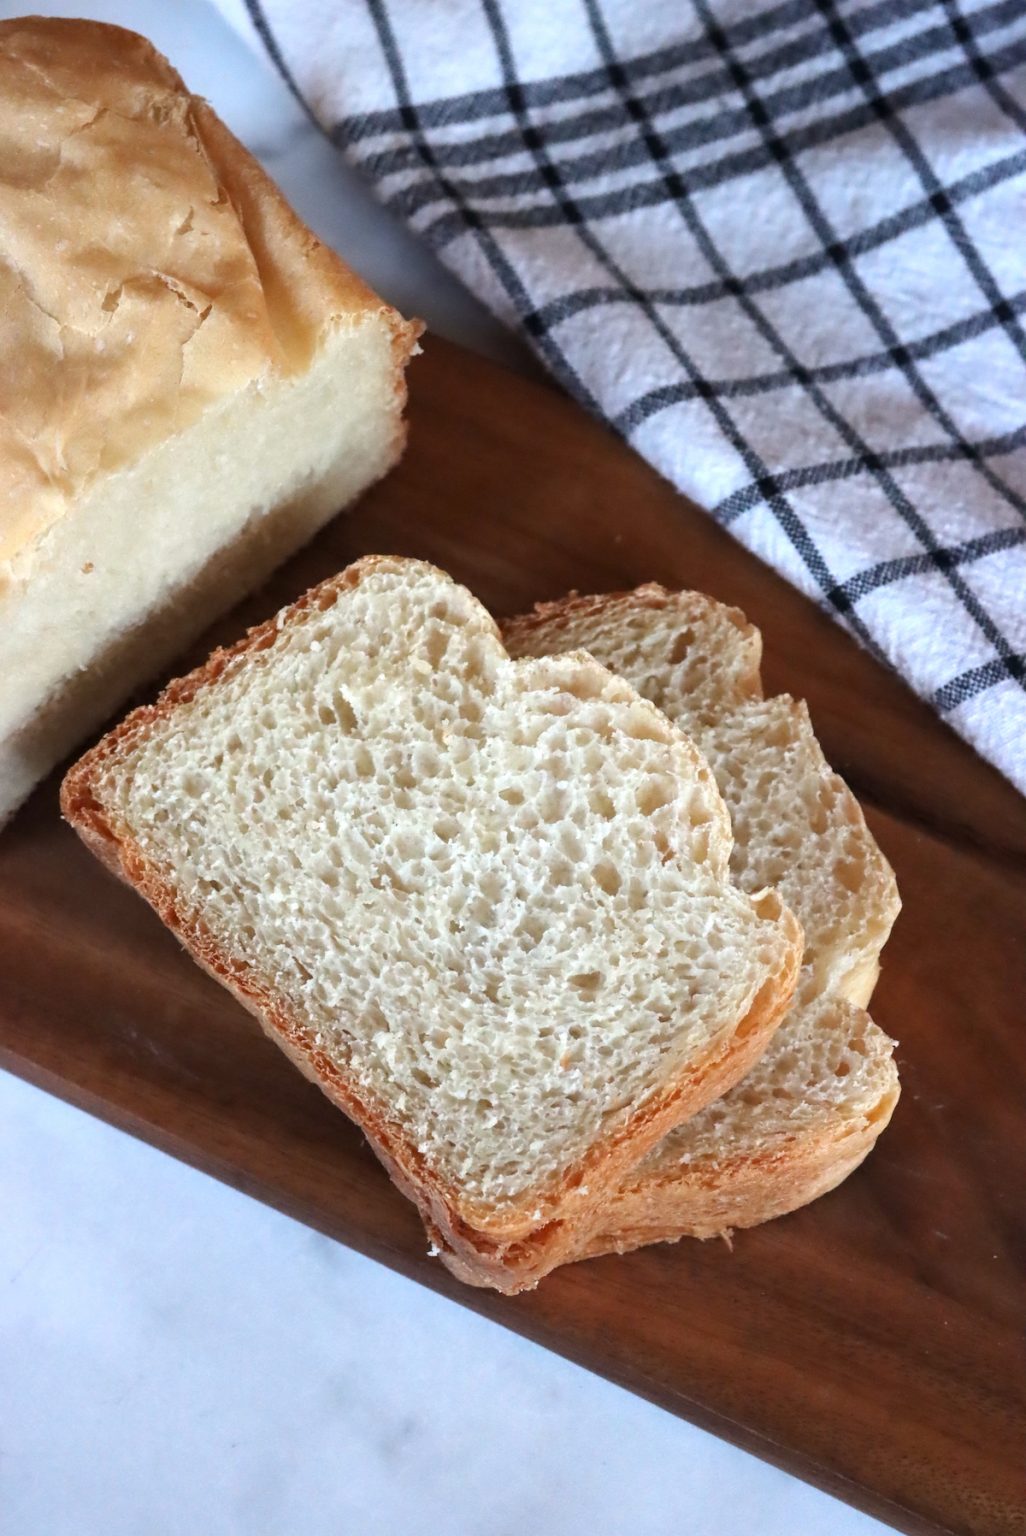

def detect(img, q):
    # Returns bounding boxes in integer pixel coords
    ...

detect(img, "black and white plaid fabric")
[222,0,1026,793]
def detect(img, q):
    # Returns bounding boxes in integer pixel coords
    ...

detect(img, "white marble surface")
[0,4,889,1533]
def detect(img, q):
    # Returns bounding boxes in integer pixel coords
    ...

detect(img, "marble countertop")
[0,4,889,1533]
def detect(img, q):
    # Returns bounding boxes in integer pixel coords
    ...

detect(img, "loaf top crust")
[0,17,416,569]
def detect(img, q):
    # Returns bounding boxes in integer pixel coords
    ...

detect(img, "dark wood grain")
[2,336,1025,1536]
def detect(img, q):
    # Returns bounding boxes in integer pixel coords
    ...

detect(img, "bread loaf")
[62,557,802,1292]
[0,18,420,826]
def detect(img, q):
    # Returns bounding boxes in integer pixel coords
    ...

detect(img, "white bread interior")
[504,586,900,1249]
[504,587,900,1009]
[63,557,802,1289]
[0,18,420,825]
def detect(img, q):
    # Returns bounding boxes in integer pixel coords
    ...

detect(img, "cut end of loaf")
[1,314,417,827]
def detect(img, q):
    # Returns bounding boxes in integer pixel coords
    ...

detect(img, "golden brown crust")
[578,1078,901,1257]
[430,918,803,1293]
[0,18,421,567]
[187,102,422,366]
[502,584,764,712]
[62,557,801,1294]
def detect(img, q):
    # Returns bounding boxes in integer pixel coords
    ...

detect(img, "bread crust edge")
[579,1070,900,1257]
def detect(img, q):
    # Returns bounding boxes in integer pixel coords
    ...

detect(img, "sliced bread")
[504,588,900,1007]
[62,557,802,1292]
[581,994,899,1254]
[503,586,900,1251]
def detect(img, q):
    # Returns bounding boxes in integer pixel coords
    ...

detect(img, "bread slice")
[0,19,420,826]
[504,587,900,1007]
[503,586,900,1249]
[62,557,802,1292]
[581,994,899,1255]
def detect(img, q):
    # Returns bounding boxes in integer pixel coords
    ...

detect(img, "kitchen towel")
[219,0,1026,793]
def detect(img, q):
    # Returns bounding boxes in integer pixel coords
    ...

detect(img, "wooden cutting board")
[2,337,1024,1536]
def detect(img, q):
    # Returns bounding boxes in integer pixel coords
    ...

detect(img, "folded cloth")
[219,0,1026,793]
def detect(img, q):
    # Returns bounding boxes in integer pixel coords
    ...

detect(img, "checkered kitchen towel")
[219,0,1026,793]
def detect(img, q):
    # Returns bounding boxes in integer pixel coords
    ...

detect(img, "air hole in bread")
[592,860,621,896]
[636,776,675,816]
[589,788,615,819]
[668,628,695,665]
[833,857,864,894]
[569,971,603,994]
